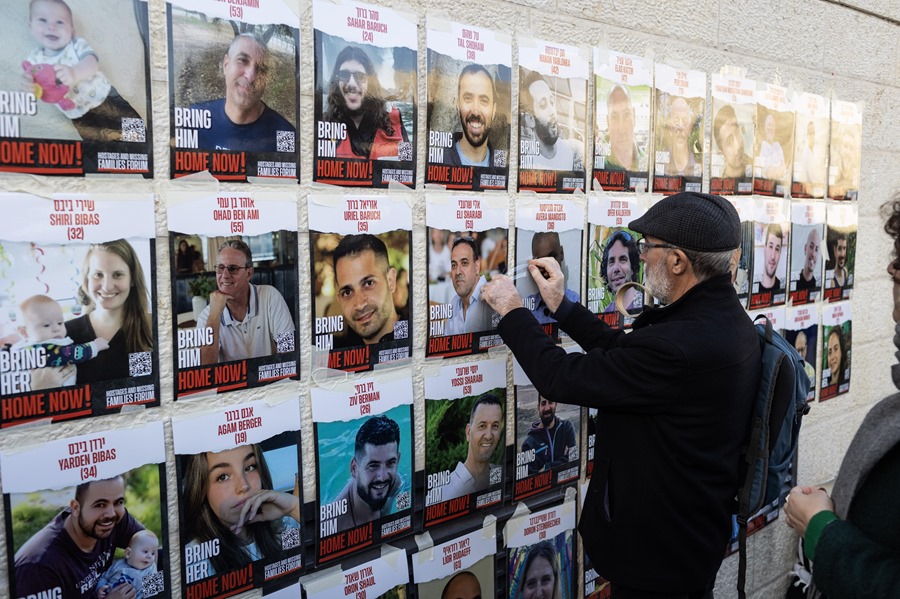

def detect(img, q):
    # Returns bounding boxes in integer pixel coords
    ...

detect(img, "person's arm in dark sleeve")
[551,295,624,352]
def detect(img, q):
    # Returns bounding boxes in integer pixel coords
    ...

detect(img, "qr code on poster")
[282,526,301,550]
[276,331,295,353]
[121,118,145,142]
[398,142,412,161]
[277,130,295,153]
[395,491,411,511]
[141,571,165,597]
[493,150,507,168]
[489,465,502,485]
[129,352,152,377]
[393,320,408,340]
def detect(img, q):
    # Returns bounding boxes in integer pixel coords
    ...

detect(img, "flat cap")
[629,192,741,252]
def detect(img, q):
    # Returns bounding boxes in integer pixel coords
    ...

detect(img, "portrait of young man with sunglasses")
[196,239,294,364]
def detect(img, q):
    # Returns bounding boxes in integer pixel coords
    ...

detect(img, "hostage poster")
[168,191,299,398]
[426,194,508,357]
[725,196,755,309]
[592,49,651,192]
[788,201,825,305]
[652,63,705,194]
[791,92,829,199]
[820,302,851,400]
[828,98,862,201]
[425,18,511,191]
[309,193,412,372]
[517,37,588,193]
[785,304,819,402]
[748,197,789,310]
[3,421,168,599]
[504,499,576,599]
[0,193,159,427]
[709,72,754,195]
[753,82,794,197]
[824,201,857,302]
[0,0,153,177]
[312,374,414,565]
[423,356,507,528]
[413,521,497,597]
[167,0,300,181]
[302,545,409,598]
[313,0,416,188]
[173,397,304,596]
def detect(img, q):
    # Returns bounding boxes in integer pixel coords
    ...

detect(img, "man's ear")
[350,457,358,479]
[670,250,690,275]
[387,267,397,293]
[69,498,80,516]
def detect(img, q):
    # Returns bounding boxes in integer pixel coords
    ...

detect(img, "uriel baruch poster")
[313,0,416,188]
[309,193,412,372]
[423,356,507,527]
[653,63,705,194]
[426,18,511,191]
[0,193,159,427]
[426,193,508,358]
[0,0,153,177]
[173,397,304,596]
[312,373,414,565]
[413,520,498,598]
[168,191,299,399]
[167,0,300,181]
[3,421,168,599]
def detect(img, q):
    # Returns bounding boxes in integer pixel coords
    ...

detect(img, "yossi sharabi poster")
[504,498,576,599]
[587,194,644,328]
[788,201,825,306]
[168,191,299,399]
[517,37,588,193]
[3,421,168,599]
[301,545,409,598]
[167,0,299,181]
[515,199,584,342]
[423,356,506,527]
[593,49,651,193]
[426,194,508,357]
[828,99,862,201]
[0,193,158,427]
[709,72,754,195]
[513,349,581,501]
[0,0,153,177]
[785,304,818,402]
[426,18,511,191]
[309,193,412,372]
[824,201,857,303]
[313,0,416,188]
[312,373,414,565]
[753,82,795,197]
[725,196,754,309]
[173,397,304,596]
[748,197,789,310]
[791,92,829,199]
[413,520,497,597]
[652,63,704,194]
[820,301,851,401]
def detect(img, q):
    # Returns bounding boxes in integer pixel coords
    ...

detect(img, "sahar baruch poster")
[413,520,497,598]
[791,92,829,199]
[652,63,704,194]
[517,37,588,193]
[824,201,857,303]
[167,0,299,181]
[785,304,819,402]
[168,191,299,399]
[313,0,416,188]
[593,49,651,193]
[312,373,414,565]
[515,199,584,342]
[0,0,153,177]
[512,348,581,501]
[426,194,508,357]
[505,498,576,599]
[426,18,511,191]
[587,194,645,329]
[302,545,409,598]
[748,197,789,311]
[788,201,826,306]
[173,397,304,597]
[0,193,158,427]
[309,193,412,372]
[423,356,507,527]
[828,99,862,201]
[3,421,168,599]
[709,71,755,196]
[820,301,851,401]
[753,82,795,197]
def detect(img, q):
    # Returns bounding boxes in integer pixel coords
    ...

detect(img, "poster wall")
[709,72,754,195]
[0,193,159,427]
[169,191,299,398]
[788,202,826,306]
[167,0,300,181]
[413,521,497,598]
[753,82,794,197]
[309,193,412,372]
[791,92,829,199]
[0,0,153,177]
[821,302,851,400]
[3,421,168,599]
[652,63,705,194]
[313,0,416,188]
[426,18,511,191]
[828,99,862,201]
[504,499,576,599]
[749,198,789,310]
[824,202,857,302]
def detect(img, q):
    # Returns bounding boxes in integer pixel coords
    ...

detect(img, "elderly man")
[483,192,760,597]
[193,33,295,152]
[601,230,641,313]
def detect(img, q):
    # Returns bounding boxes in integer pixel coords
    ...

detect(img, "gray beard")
[644,257,672,305]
